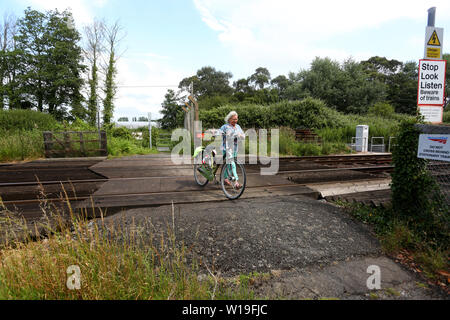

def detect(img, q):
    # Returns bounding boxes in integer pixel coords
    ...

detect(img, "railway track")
[0,154,393,223]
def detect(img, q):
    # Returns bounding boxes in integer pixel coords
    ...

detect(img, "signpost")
[417,7,446,124]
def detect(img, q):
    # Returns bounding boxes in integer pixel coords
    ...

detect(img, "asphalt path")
[97,194,448,300]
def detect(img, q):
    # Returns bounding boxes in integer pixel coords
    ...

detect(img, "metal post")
[427,7,436,27]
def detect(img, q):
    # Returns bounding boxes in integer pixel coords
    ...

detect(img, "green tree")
[14,8,85,119]
[362,56,418,115]
[270,75,291,100]
[84,19,104,126]
[159,89,183,129]
[387,61,418,115]
[178,66,233,99]
[296,57,386,113]
[249,67,271,90]
[102,21,124,125]
[45,10,85,119]
[0,13,19,110]
[361,56,402,82]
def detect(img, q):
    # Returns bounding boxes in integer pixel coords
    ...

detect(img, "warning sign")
[418,106,444,123]
[427,30,441,46]
[424,27,443,59]
[417,134,450,162]
[426,47,441,59]
[417,59,446,107]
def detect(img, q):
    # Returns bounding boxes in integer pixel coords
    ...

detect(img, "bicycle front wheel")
[194,156,209,187]
[220,161,246,200]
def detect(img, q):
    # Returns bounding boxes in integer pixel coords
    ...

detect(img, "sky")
[2,0,450,120]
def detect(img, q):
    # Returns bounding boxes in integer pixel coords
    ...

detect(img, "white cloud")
[114,53,185,120]
[194,0,450,73]
[20,0,108,25]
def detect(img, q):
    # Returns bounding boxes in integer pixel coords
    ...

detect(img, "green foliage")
[200,98,342,129]
[108,126,133,139]
[14,8,85,119]
[390,117,449,247]
[368,102,395,118]
[0,109,60,132]
[443,110,450,123]
[159,89,184,130]
[0,129,44,161]
[293,57,387,113]
[179,66,233,99]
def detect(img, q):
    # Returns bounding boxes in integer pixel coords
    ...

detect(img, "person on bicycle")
[220,111,245,188]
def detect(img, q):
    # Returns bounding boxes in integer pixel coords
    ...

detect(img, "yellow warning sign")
[426,47,441,59]
[427,30,441,46]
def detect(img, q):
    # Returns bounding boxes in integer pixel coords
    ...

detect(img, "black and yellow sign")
[426,47,441,59]
[427,30,441,46]
[424,27,443,60]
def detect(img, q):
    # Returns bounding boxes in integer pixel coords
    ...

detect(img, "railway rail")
[0,154,394,222]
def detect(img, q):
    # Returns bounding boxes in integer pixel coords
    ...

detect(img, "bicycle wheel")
[194,156,209,187]
[220,160,246,200]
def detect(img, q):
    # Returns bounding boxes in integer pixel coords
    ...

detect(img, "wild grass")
[0,193,256,300]
[278,127,351,156]
[0,129,45,162]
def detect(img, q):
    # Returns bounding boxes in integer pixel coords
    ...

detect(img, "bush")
[443,110,450,123]
[390,117,449,247]
[200,98,344,130]
[0,109,60,132]
[108,126,133,140]
[368,102,395,118]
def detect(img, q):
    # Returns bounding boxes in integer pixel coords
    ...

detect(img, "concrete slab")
[306,179,391,197]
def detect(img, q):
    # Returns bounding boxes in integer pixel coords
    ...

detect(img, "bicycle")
[193,138,246,200]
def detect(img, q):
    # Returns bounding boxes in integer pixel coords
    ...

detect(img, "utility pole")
[427,7,436,27]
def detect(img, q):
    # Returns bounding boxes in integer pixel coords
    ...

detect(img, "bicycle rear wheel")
[220,161,246,200]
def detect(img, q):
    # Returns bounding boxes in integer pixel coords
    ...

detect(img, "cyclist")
[219,111,245,188]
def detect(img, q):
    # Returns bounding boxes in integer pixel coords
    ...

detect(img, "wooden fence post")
[99,131,108,156]
[43,131,53,158]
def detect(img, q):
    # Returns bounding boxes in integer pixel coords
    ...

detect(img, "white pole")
[148,112,152,149]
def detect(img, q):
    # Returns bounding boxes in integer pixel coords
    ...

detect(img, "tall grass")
[278,127,351,156]
[0,129,45,162]
[0,199,256,300]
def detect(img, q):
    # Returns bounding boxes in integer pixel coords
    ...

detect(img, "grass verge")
[0,197,260,300]
[334,201,449,293]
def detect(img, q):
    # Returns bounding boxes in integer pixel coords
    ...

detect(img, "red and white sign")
[417,59,446,107]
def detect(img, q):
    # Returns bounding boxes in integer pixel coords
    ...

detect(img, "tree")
[14,8,47,111]
[178,66,233,99]
[270,75,292,100]
[387,61,418,114]
[362,56,418,115]
[249,67,271,90]
[361,56,402,82]
[102,20,125,125]
[44,9,85,119]
[0,13,18,109]
[84,19,104,125]
[159,89,183,129]
[14,8,85,118]
[296,57,386,113]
